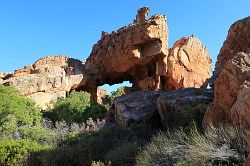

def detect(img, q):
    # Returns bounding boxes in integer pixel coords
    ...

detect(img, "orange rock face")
[3,56,85,109]
[204,16,250,126]
[204,52,250,125]
[163,36,212,90]
[83,7,211,100]
[211,16,250,87]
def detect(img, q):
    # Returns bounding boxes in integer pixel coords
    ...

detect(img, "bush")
[0,139,47,166]
[27,125,153,166]
[136,125,248,166]
[18,125,58,145]
[45,91,107,124]
[104,142,139,166]
[0,85,41,128]
[108,86,125,101]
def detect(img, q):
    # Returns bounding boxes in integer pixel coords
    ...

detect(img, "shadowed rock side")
[83,7,211,100]
[1,56,86,109]
[106,88,212,128]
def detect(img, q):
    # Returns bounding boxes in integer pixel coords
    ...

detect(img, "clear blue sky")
[0,0,249,92]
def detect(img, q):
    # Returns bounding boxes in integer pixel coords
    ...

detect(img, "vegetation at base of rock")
[0,139,47,166]
[166,103,208,129]
[0,86,108,165]
[26,125,152,166]
[0,85,41,132]
[44,91,108,124]
[136,125,248,166]
[107,86,125,101]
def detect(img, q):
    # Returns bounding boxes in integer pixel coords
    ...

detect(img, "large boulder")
[211,16,250,87]
[204,52,250,126]
[157,88,212,127]
[106,91,163,127]
[3,56,86,109]
[163,36,212,90]
[106,88,212,128]
[204,16,250,126]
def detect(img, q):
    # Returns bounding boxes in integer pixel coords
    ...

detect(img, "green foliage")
[0,85,41,128]
[108,86,125,101]
[0,139,47,166]
[45,91,107,124]
[18,125,58,145]
[28,125,153,166]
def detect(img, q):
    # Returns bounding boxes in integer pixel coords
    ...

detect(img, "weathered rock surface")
[204,52,250,126]
[3,56,85,109]
[211,16,250,87]
[157,88,212,126]
[96,87,108,105]
[106,88,212,128]
[1,7,212,109]
[83,7,212,100]
[84,7,169,100]
[106,91,163,127]
[164,36,212,90]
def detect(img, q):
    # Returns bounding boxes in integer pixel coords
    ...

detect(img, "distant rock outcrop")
[204,16,250,127]
[2,56,85,109]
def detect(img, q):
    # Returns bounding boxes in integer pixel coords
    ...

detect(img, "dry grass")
[136,125,248,166]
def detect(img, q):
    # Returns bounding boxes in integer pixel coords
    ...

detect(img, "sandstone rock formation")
[84,7,169,100]
[204,16,250,127]
[1,7,212,109]
[157,88,212,126]
[83,7,211,100]
[163,36,212,90]
[210,16,250,87]
[204,52,250,126]
[2,56,85,109]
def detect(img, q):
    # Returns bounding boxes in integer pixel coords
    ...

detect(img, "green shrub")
[18,125,58,145]
[27,125,152,166]
[45,91,107,124]
[0,85,41,127]
[108,86,125,101]
[0,85,41,138]
[136,125,247,166]
[0,139,47,166]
